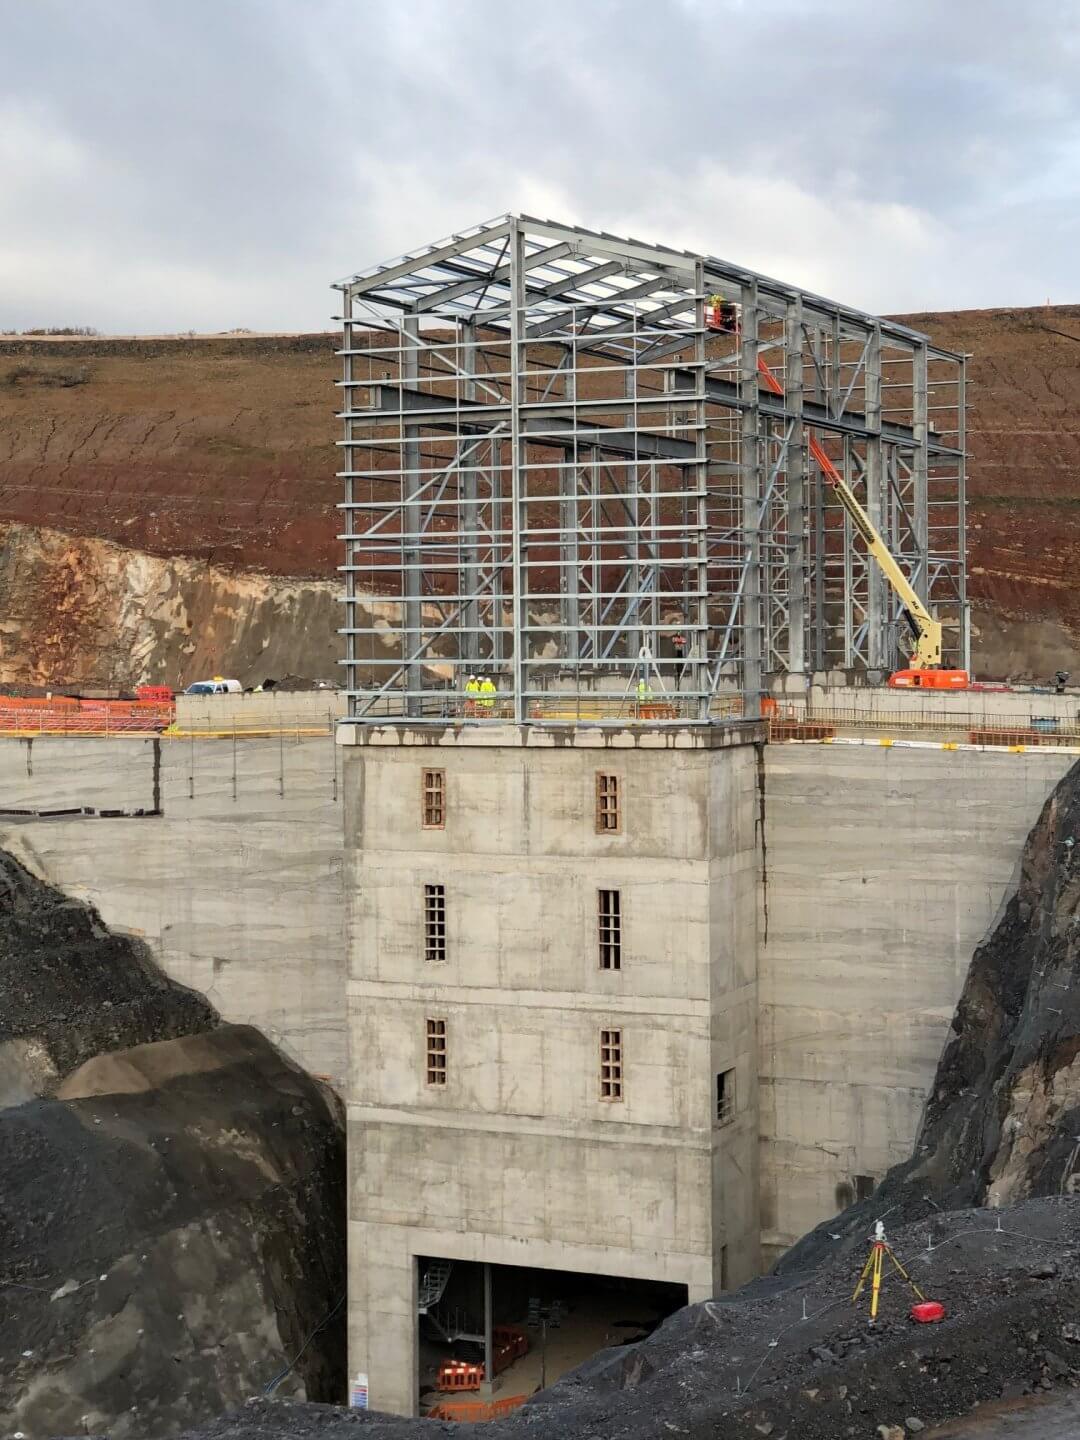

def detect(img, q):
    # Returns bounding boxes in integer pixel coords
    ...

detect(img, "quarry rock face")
[0,853,345,1438]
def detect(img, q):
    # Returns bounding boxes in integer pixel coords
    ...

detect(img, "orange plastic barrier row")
[769,720,837,741]
[0,710,171,734]
[0,696,79,710]
[968,728,1067,748]
[427,1394,527,1422]
[0,697,173,720]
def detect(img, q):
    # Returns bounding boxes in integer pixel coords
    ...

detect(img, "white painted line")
[780,736,1080,756]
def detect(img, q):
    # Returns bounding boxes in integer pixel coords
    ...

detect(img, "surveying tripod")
[851,1221,926,1322]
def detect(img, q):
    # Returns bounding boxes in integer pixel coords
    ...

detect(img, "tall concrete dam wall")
[0,731,345,1087]
[0,726,1072,1269]
[761,743,1075,1259]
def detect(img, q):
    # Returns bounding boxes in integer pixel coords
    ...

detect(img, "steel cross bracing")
[334,215,967,724]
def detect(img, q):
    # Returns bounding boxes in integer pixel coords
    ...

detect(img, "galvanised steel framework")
[335,215,967,723]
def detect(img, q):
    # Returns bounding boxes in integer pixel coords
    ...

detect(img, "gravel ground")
[171,1197,1080,1440]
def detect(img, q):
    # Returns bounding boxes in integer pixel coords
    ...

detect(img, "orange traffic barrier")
[437,1360,484,1393]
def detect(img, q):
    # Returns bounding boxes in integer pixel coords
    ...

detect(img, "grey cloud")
[2,0,1079,331]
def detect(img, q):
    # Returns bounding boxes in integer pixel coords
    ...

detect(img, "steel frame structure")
[335,215,967,723]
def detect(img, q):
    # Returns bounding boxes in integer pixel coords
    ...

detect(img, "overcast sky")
[3,0,1079,333]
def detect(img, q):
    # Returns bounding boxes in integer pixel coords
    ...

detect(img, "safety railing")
[769,705,1080,747]
[0,710,337,742]
[0,703,174,736]
[347,692,746,725]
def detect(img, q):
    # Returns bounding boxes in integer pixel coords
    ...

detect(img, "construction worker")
[479,674,496,712]
[636,675,653,709]
[706,295,738,332]
[671,631,687,683]
[464,673,480,716]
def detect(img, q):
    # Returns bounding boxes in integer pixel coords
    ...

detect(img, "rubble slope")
[0,852,345,1438]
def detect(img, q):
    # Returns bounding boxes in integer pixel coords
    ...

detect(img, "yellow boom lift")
[707,299,968,690]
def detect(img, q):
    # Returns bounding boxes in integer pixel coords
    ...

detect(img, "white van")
[184,677,243,696]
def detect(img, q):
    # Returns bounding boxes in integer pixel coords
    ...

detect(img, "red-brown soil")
[3,311,1080,680]
[0,334,340,577]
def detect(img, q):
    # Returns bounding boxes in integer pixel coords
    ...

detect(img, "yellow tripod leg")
[852,1249,876,1304]
[870,1244,883,1321]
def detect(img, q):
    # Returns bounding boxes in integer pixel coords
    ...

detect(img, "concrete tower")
[334,216,964,1414]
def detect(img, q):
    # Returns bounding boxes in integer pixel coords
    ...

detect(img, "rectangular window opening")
[600,1027,623,1101]
[597,888,622,971]
[716,1068,735,1125]
[424,883,447,964]
[426,1017,447,1086]
[854,1173,876,1203]
[595,772,621,834]
[422,768,446,829]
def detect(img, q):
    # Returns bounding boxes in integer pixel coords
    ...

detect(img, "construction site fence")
[769,705,1080,748]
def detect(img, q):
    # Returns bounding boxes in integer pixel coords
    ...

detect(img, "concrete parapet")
[176,689,344,730]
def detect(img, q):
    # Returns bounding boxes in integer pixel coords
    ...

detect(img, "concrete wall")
[760,742,1074,1262]
[0,733,346,1087]
[773,680,1080,727]
[175,689,343,729]
[343,723,762,1416]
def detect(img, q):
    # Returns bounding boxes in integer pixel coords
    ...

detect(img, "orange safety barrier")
[968,727,1067,749]
[0,695,79,710]
[78,699,173,718]
[493,1325,529,1369]
[0,707,172,734]
[427,1394,528,1422]
[437,1360,484,1393]
[888,669,969,691]
[769,720,837,742]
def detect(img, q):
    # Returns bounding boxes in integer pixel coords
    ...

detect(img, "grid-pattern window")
[426,1018,447,1085]
[422,768,446,829]
[598,889,622,971]
[595,772,621,833]
[600,1028,623,1100]
[716,1068,735,1124]
[424,883,446,963]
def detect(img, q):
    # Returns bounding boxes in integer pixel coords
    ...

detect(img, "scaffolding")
[335,215,967,724]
